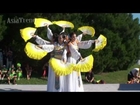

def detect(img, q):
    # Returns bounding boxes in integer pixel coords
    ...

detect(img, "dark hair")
[53,33,65,43]
[69,32,76,38]
[69,32,76,41]
[53,33,58,42]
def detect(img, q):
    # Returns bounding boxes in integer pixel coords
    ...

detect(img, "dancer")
[65,32,98,92]
[32,24,67,91]
[37,33,67,92]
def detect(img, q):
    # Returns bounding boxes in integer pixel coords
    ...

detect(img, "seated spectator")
[127,68,140,84]
[9,64,16,72]
[7,69,17,85]
[85,70,95,83]
[1,65,8,80]
[16,63,22,80]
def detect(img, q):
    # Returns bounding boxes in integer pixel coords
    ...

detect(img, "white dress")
[34,27,67,92]
[46,27,67,92]
[65,40,95,92]
[47,42,67,92]
[46,27,85,92]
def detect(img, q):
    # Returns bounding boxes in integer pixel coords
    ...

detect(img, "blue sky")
[132,13,140,22]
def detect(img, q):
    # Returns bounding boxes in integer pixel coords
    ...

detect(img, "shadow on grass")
[118,84,140,90]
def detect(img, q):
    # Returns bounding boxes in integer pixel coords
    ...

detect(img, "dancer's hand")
[32,34,37,37]
[44,23,49,27]
[94,39,99,43]
[36,45,42,48]
[62,26,65,29]
[82,32,87,35]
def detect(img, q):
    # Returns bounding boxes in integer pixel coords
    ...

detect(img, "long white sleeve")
[60,28,65,34]
[78,40,95,49]
[47,27,53,41]
[76,34,83,42]
[35,35,50,45]
[69,45,81,61]
[41,44,54,53]
[62,48,67,62]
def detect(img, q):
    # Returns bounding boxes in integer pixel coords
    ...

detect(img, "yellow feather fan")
[49,58,74,76]
[77,26,95,37]
[74,54,94,72]
[34,18,53,28]
[93,34,107,52]
[20,27,36,42]
[24,42,48,60]
[52,20,74,29]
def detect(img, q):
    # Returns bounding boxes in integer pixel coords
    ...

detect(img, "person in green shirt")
[16,63,22,80]
[7,69,17,85]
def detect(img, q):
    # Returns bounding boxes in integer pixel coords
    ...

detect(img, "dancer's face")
[71,33,77,42]
[58,35,64,44]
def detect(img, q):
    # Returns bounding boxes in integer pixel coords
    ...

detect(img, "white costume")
[65,40,95,92]
[46,27,67,92]
[46,27,84,92]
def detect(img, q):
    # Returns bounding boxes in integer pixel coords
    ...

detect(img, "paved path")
[0,84,140,92]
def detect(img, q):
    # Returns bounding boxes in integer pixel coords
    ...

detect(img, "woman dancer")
[32,25,67,92]
[65,32,98,92]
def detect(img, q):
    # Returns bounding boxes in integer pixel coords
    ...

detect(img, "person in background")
[127,68,140,84]
[0,49,3,68]
[85,70,95,83]
[42,63,48,79]
[7,69,17,85]
[16,63,22,80]
[6,48,13,69]
[1,65,8,80]
[25,63,32,80]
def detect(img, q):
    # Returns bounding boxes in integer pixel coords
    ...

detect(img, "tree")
[0,15,7,43]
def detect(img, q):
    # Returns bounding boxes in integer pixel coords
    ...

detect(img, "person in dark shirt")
[85,70,95,83]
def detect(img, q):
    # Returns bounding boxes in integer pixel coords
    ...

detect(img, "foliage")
[0,13,140,74]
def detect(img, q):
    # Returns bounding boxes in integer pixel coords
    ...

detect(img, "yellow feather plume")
[34,18,53,28]
[24,42,48,60]
[20,27,36,42]
[49,58,74,76]
[52,20,74,29]
[93,34,107,52]
[74,55,94,72]
[78,26,95,37]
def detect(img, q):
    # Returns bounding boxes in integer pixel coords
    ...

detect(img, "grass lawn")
[82,63,140,84]
[0,63,140,84]
[0,77,47,85]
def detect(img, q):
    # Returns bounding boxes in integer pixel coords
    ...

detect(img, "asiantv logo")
[7,17,34,24]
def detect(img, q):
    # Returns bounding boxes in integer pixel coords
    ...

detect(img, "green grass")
[1,63,140,84]
[0,77,47,85]
[82,63,140,84]
[16,77,47,84]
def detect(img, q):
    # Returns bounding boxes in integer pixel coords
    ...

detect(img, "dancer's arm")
[77,39,98,49]
[60,27,65,34]
[68,43,82,61]
[46,25,53,41]
[37,44,54,53]
[76,32,86,42]
[62,48,67,63]
[33,35,51,45]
